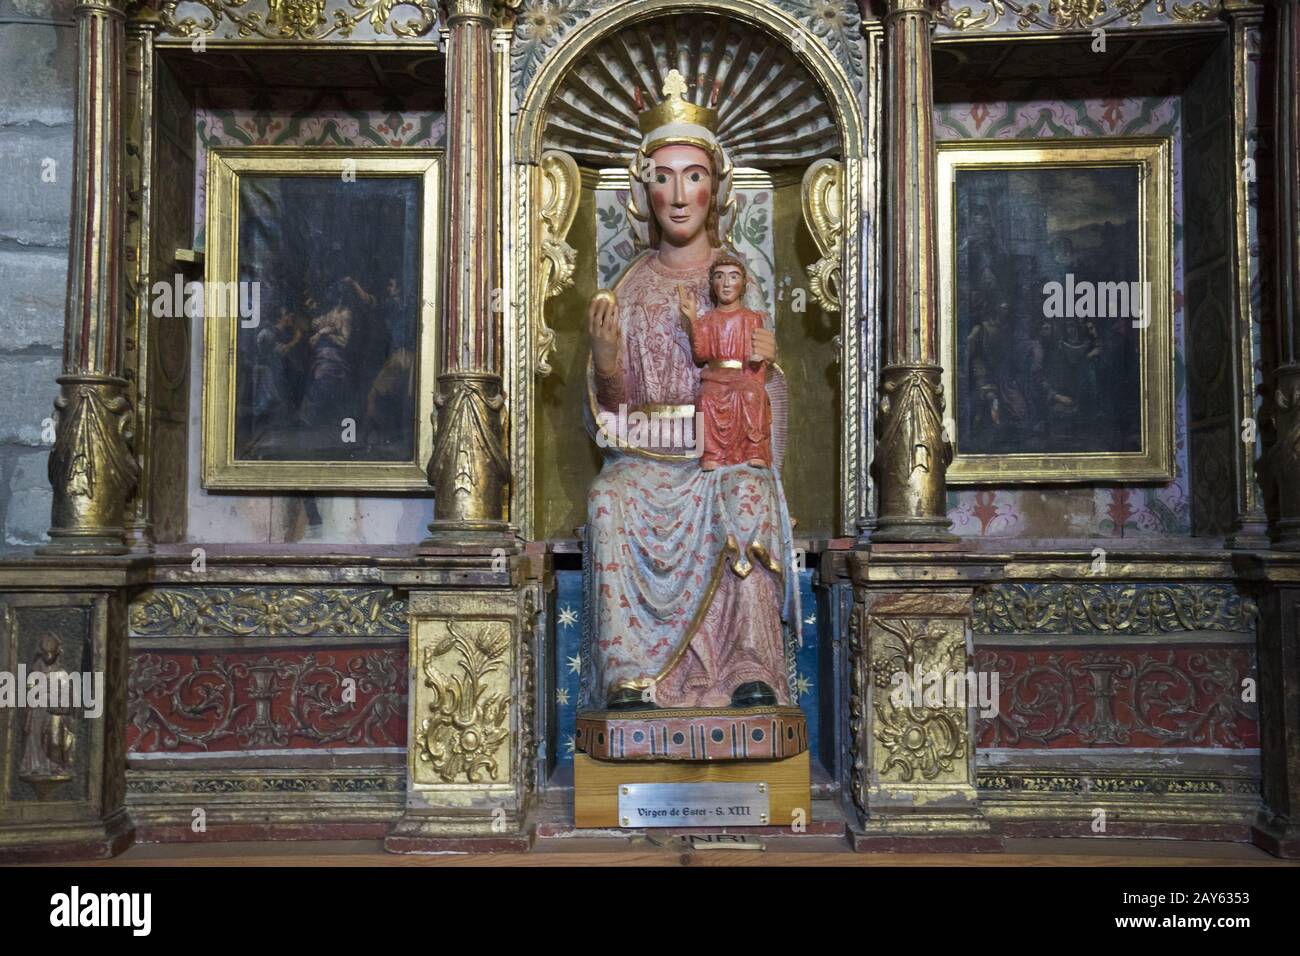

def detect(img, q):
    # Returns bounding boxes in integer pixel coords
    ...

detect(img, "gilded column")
[1267,0,1300,548]
[42,0,139,556]
[872,0,954,543]
[423,0,516,547]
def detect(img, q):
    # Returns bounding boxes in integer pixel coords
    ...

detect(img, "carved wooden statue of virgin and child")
[574,71,806,766]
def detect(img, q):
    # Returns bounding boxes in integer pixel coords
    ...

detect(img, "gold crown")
[637,69,720,137]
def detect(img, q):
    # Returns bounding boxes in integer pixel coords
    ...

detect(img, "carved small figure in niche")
[20,634,77,783]
[678,253,773,470]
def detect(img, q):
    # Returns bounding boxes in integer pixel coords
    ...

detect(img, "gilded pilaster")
[385,572,538,851]
[1225,1,1270,546]
[123,11,160,550]
[873,0,954,543]
[43,0,139,556]
[424,0,517,547]
[1265,0,1300,549]
[848,553,999,849]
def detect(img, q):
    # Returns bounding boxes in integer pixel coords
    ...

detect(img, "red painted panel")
[127,648,407,752]
[973,646,1258,749]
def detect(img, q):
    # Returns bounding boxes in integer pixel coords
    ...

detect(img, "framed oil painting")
[937,138,1174,483]
[202,148,441,490]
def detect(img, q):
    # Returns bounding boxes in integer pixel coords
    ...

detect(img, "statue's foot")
[747,458,767,468]
[700,460,719,471]
[606,686,658,711]
[730,681,777,708]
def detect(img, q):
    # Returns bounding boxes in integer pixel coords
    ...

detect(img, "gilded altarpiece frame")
[938,138,1175,483]
[202,148,441,491]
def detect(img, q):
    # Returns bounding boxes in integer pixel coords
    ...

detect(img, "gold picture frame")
[937,138,1174,484]
[202,148,441,491]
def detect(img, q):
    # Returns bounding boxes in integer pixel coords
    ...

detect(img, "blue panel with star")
[551,569,826,771]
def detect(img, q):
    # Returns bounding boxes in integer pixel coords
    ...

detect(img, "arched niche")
[510,0,871,541]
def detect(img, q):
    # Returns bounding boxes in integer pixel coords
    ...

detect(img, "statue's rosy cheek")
[692,186,709,207]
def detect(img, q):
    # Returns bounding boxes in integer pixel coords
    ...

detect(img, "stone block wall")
[0,0,75,547]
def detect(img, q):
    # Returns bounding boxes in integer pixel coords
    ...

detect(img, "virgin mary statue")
[581,71,799,713]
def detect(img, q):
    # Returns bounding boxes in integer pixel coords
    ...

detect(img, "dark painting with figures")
[234,175,420,462]
[954,165,1142,457]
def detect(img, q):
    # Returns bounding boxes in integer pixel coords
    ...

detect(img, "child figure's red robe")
[689,306,773,469]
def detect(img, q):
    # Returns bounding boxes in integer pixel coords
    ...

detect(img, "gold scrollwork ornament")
[535,149,580,376]
[801,158,843,313]
[415,622,511,784]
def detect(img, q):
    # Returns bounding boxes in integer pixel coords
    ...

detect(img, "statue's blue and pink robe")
[582,250,799,710]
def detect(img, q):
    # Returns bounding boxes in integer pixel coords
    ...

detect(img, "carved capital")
[873,364,954,542]
[75,0,128,19]
[427,373,510,533]
[44,375,140,555]
[445,0,516,26]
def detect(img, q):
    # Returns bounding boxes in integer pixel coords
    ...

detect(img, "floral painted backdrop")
[193,94,446,248]
[935,97,1191,539]
[595,185,778,317]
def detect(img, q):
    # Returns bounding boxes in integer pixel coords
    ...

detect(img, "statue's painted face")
[710,264,745,306]
[647,143,713,246]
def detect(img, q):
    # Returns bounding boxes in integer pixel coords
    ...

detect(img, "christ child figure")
[678,253,773,471]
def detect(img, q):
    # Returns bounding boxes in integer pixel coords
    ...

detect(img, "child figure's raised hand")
[677,283,697,333]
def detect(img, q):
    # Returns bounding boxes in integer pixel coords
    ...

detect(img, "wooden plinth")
[576,706,807,760]
[574,751,810,829]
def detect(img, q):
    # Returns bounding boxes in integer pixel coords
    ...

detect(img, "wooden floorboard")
[41,837,1298,867]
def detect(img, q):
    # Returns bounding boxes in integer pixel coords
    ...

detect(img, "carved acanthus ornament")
[129,587,409,638]
[934,0,1221,31]
[47,378,141,552]
[415,622,512,784]
[801,158,843,313]
[869,617,967,783]
[535,149,580,376]
[973,583,1256,636]
[428,375,510,524]
[875,366,952,535]
[157,0,439,39]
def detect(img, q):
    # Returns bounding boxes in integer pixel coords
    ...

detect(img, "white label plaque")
[617,782,769,828]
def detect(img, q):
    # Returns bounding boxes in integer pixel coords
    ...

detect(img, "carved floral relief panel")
[972,582,1259,750]
[935,96,1190,537]
[126,648,408,752]
[974,646,1258,749]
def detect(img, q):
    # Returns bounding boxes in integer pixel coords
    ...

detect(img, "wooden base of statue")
[573,706,810,829]
[574,751,809,829]
[576,705,807,761]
